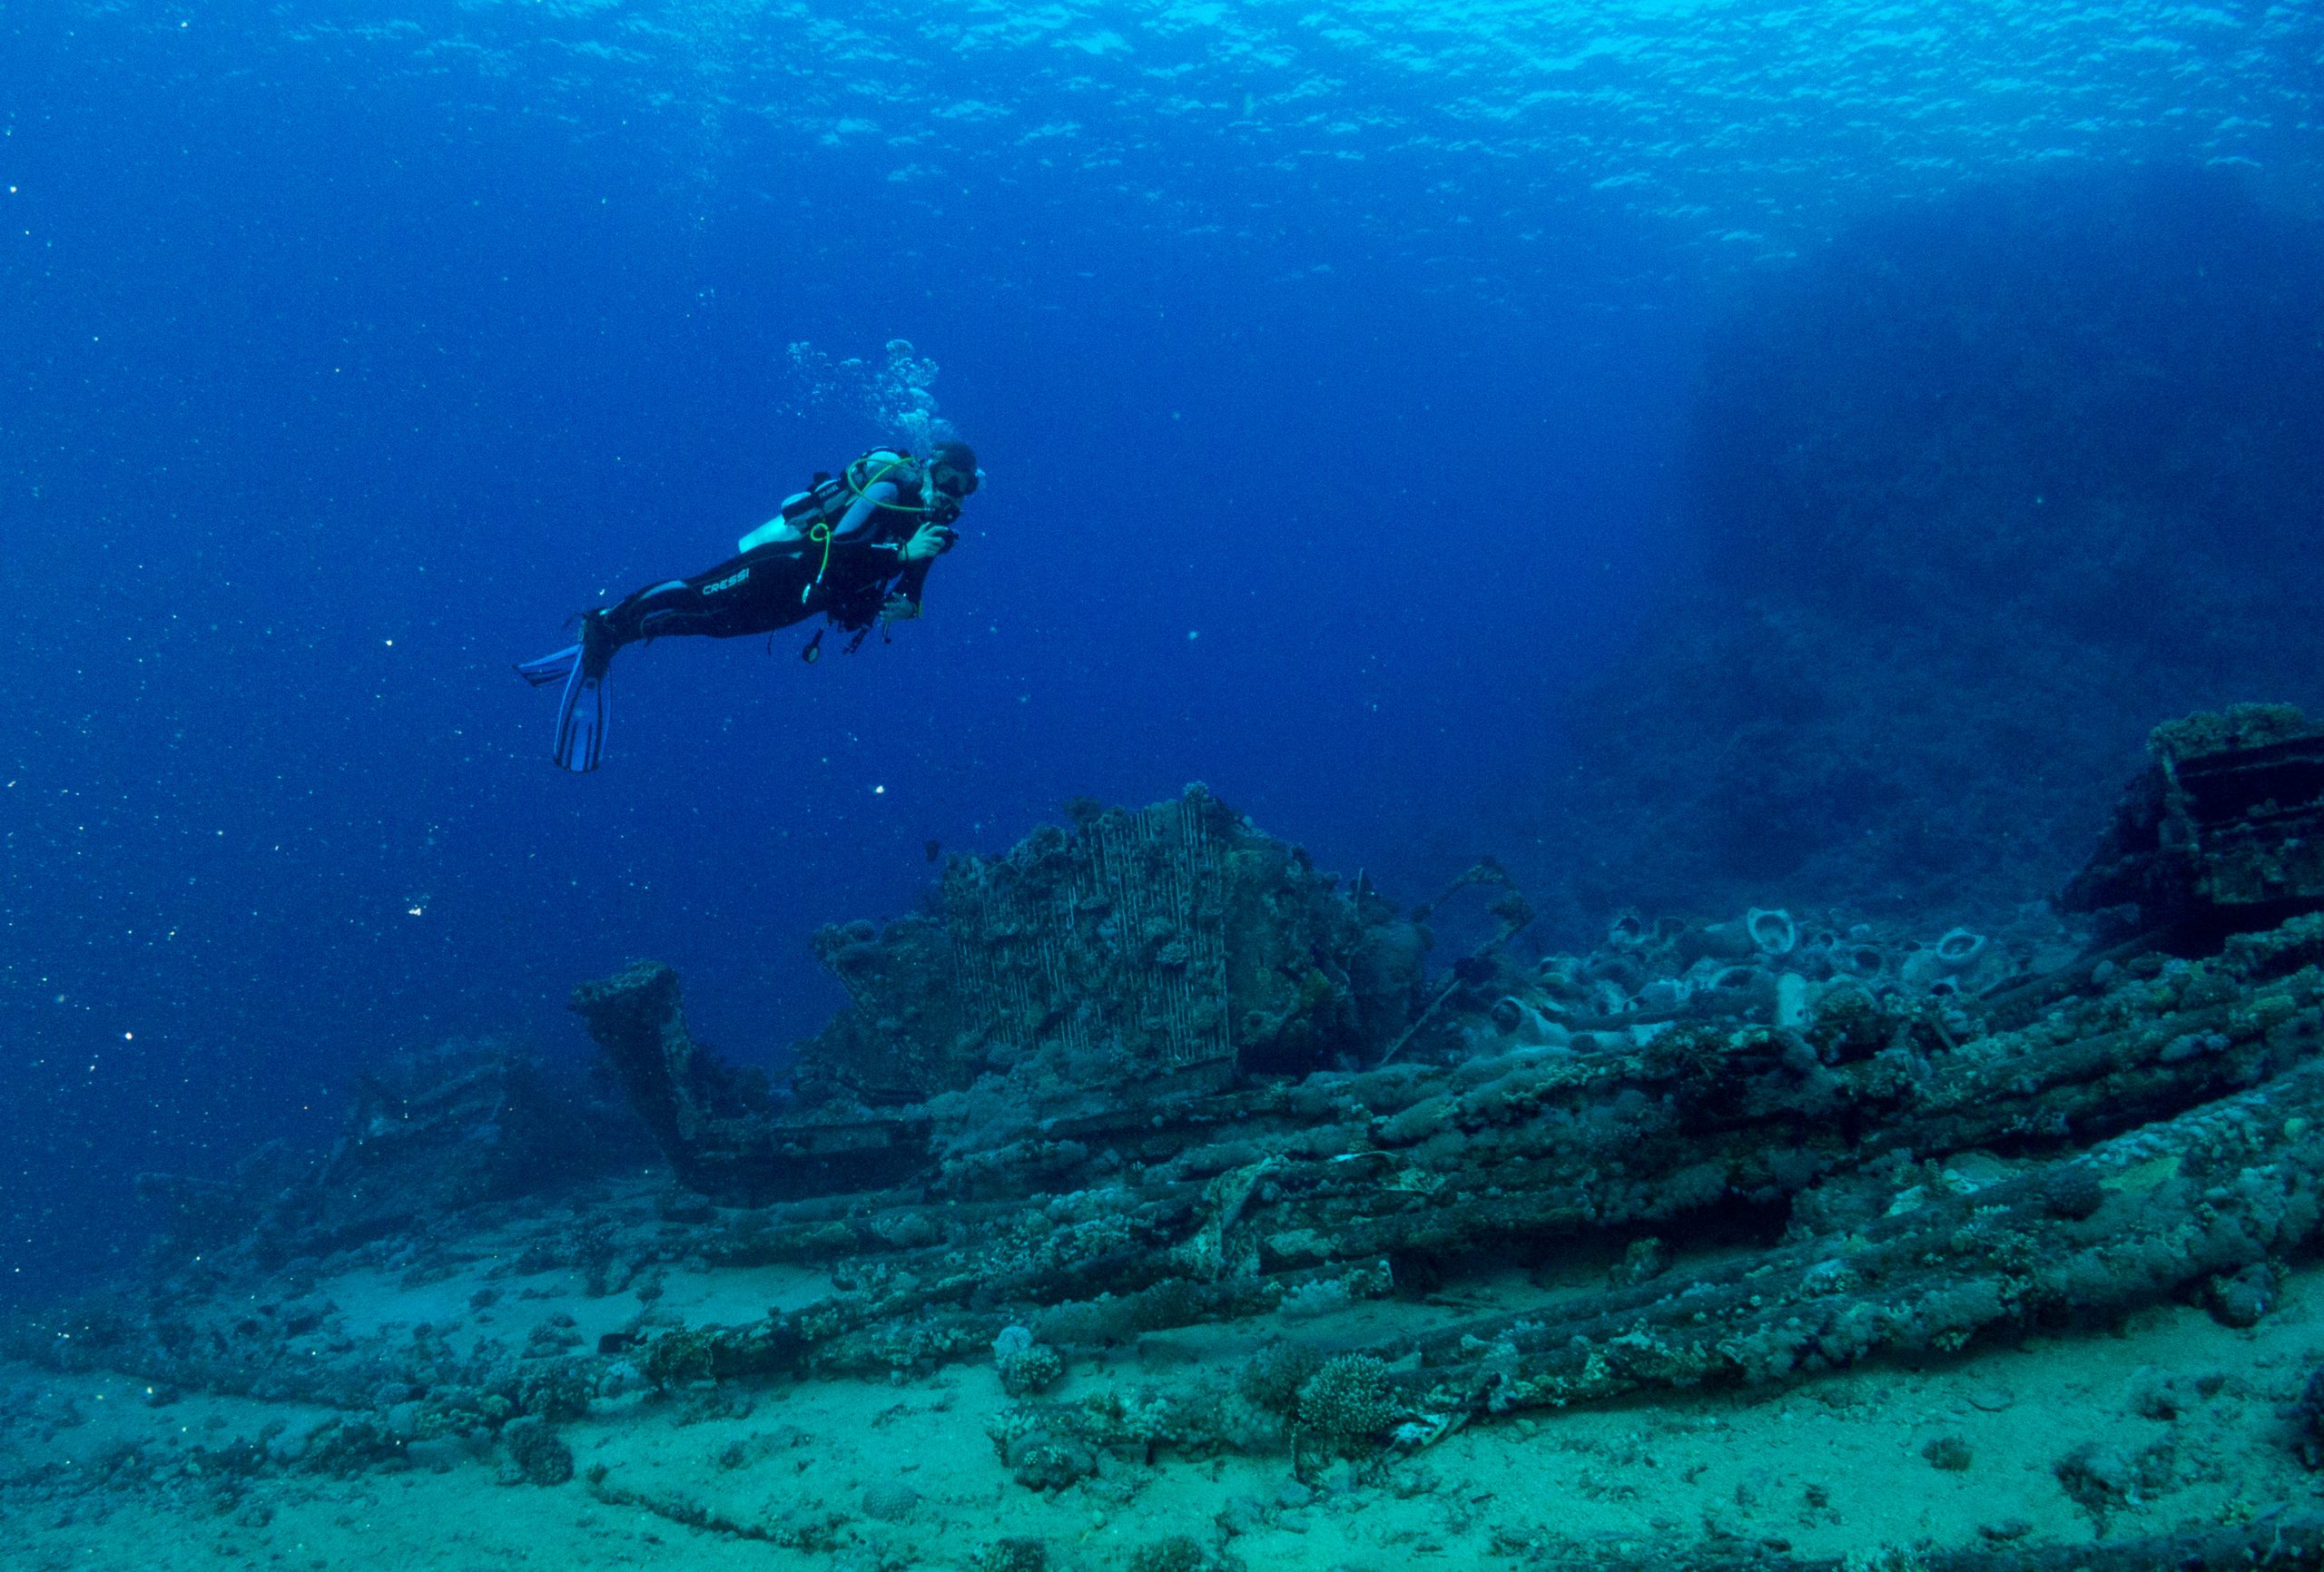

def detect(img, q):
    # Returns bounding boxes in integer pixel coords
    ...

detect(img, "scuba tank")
[740,447,926,555]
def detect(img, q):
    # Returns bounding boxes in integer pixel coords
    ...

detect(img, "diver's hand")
[880,594,922,623]
[900,523,956,563]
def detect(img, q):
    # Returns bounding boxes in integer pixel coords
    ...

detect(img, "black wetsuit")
[594,471,951,657]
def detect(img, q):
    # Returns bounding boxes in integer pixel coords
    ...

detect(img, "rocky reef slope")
[1555,170,2324,925]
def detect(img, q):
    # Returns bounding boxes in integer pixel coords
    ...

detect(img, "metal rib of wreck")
[569,908,2324,1392]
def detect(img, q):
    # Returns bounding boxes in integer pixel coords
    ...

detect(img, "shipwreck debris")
[20,709,2324,1556]
[571,960,931,1205]
[573,786,1437,1203]
[801,784,1431,1105]
[535,748,2324,1425]
[137,1039,637,1268]
[2068,703,2324,943]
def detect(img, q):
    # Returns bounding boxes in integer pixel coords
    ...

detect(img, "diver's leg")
[543,575,697,772]
[530,548,813,772]
[544,553,812,771]
[591,549,813,656]
[611,551,805,636]
[588,578,700,668]
[520,577,685,772]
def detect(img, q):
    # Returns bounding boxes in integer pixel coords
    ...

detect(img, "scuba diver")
[517,440,980,771]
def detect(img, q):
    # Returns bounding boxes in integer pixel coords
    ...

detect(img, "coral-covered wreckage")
[16,733,2324,1568]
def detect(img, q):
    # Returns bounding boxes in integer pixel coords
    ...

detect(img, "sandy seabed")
[4,1209,2317,1572]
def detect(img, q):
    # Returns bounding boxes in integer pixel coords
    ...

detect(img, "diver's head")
[928,440,981,501]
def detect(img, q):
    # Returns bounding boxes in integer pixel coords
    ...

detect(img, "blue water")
[3,0,2316,1299]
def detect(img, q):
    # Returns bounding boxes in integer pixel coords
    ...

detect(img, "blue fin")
[516,643,581,688]
[552,659,608,772]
